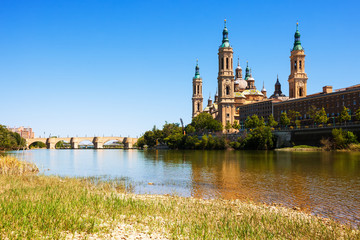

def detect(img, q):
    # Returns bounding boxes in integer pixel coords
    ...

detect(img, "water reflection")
[9,149,360,226]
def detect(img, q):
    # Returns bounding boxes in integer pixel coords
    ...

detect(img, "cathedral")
[192,20,310,128]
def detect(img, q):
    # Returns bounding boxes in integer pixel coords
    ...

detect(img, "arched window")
[299,87,303,97]
[294,61,297,70]
[226,86,230,95]
[197,102,200,111]
[197,85,199,95]
[231,58,233,69]
[221,58,224,70]
[226,58,229,69]
[299,60,302,69]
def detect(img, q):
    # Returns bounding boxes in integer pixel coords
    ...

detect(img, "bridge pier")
[123,138,135,149]
[26,136,138,150]
[93,137,103,149]
[46,138,57,149]
[70,138,79,149]
[124,142,133,148]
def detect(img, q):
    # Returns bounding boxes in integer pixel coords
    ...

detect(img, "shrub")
[331,128,358,149]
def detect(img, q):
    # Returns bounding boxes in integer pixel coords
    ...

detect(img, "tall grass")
[0,157,358,239]
[0,156,38,175]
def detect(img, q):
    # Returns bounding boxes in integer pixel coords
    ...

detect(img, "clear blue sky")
[1,0,359,138]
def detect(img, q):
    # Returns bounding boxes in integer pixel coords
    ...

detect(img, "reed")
[0,156,38,175]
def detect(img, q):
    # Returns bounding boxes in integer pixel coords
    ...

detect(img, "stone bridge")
[26,137,138,149]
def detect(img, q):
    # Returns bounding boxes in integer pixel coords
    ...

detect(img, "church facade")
[192,20,360,129]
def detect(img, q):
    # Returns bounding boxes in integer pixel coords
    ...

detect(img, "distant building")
[191,20,360,129]
[7,127,34,139]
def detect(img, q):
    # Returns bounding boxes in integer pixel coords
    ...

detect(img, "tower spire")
[220,19,230,48]
[293,21,303,51]
[194,59,200,78]
[245,61,250,80]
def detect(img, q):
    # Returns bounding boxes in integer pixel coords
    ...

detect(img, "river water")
[9,149,360,227]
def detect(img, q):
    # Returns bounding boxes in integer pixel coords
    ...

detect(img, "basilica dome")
[234,92,246,98]
[243,89,264,96]
[235,78,247,90]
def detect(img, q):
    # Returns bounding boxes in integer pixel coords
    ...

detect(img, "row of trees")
[137,113,275,150]
[0,125,26,150]
[235,106,360,132]
[278,106,360,128]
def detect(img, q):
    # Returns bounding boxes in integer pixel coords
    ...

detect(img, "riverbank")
[0,174,358,239]
[276,143,360,152]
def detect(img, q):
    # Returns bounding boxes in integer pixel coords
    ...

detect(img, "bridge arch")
[28,141,47,149]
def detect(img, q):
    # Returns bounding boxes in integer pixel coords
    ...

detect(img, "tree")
[55,141,65,149]
[0,125,26,150]
[267,114,278,127]
[225,121,232,132]
[288,110,301,125]
[185,125,195,134]
[338,106,351,124]
[143,130,157,147]
[280,112,290,127]
[314,107,328,125]
[331,128,357,149]
[241,126,274,150]
[232,120,240,131]
[355,108,360,121]
[244,114,264,129]
[307,105,317,120]
[191,112,223,133]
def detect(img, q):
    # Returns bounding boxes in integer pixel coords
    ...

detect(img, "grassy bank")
[0,157,359,239]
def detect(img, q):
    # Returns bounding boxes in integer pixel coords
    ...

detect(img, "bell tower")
[217,19,235,127]
[288,22,308,98]
[192,60,203,118]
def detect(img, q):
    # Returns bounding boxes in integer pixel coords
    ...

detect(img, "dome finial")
[220,19,230,48]
[194,59,200,78]
[237,57,240,66]
[293,21,303,51]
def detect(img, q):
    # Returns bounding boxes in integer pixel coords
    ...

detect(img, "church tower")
[217,19,235,127]
[288,22,308,98]
[192,60,203,118]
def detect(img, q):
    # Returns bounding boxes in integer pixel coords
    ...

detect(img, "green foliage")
[337,106,351,123]
[244,114,264,129]
[225,121,232,132]
[331,128,358,149]
[0,125,26,150]
[279,112,290,127]
[267,114,278,127]
[288,110,301,124]
[241,126,274,150]
[143,131,157,147]
[191,112,223,133]
[313,107,329,124]
[356,108,360,121]
[292,145,318,149]
[185,125,195,134]
[139,120,227,150]
[136,136,145,148]
[30,141,46,149]
[307,105,318,120]
[55,141,65,149]
[232,120,240,131]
